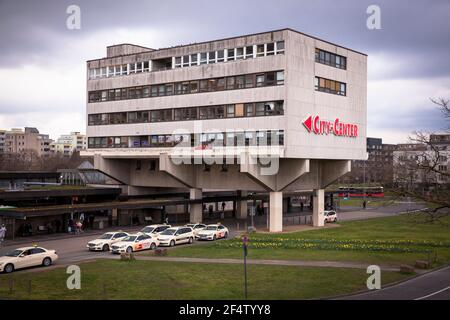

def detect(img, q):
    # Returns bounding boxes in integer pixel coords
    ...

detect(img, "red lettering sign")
[303,115,358,138]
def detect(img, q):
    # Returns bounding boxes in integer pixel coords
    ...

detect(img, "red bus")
[338,186,384,198]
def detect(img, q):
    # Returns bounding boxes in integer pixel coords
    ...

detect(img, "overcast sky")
[0,0,449,144]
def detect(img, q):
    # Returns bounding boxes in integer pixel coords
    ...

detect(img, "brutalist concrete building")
[82,28,367,232]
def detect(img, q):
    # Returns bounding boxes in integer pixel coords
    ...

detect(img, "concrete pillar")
[269,191,283,232]
[189,188,202,223]
[313,189,325,227]
[236,191,248,219]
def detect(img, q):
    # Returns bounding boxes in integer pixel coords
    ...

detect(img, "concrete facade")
[82,29,367,231]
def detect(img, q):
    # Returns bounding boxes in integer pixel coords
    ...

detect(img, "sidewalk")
[126,255,407,272]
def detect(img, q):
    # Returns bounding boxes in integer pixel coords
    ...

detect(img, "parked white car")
[324,210,338,223]
[140,224,171,237]
[0,246,58,273]
[111,233,159,254]
[185,223,207,238]
[86,231,129,251]
[157,226,195,247]
[197,224,229,241]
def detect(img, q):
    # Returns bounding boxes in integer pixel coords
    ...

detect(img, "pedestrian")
[221,202,226,220]
[165,217,169,225]
[363,200,367,209]
[0,224,6,246]
[76,221,82,234]
[300,202,304,212]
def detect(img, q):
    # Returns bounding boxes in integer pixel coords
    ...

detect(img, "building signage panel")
[302,115,358,138]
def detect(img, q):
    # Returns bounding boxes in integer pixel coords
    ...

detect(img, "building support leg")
[189,188,202,223]
[313,189,325,227]
[236,191,248,219]
[269,191,283,232]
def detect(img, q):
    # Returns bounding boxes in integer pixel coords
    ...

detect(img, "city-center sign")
[302,115,358,138]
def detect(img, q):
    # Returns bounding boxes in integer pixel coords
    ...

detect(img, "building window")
[315,76,346,96]
[245,45,253,59]
[276,41,285,54]
[174,57,182,68]
[256,44,265,57]
[200,52,207,65]
[315,48,347,70]
[208,51,216,64]
[236,47,244,60]
[256,74,265,87]
[266,43,275,56]
[190,54,198,66]
[227,48,235,61]
[217,50,225,62]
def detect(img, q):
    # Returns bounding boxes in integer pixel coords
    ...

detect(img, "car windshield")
[205,226,218,230]
[161,229,176,235]
[122,236,137,242]
[98,233,113,240]
[5,249,23,257]
[141,227,155,233]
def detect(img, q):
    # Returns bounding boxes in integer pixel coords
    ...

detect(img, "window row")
[88,101,284,126]
[315,48,347,70]
[314,77,346,96]
[174,41,285,68]
[88,61,151,79]
[88,71,284,103]
[88,130,285,149]
[88,41,285,80]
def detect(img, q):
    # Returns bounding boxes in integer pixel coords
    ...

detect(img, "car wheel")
[126,246,133,254]
[4,263,14,273]
[334,218,337,223]
[224,232,228,239]
[170,240,175,247]
[189,237,194,244]
[213,234,217,241]
[150,242,157,250]
[102,244,110,252]
[42,257,52,267]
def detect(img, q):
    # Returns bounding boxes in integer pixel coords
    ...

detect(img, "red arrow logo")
[302,115,312,132]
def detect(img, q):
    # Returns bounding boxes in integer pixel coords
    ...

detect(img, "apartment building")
[394,133,450,187]
[51,132,87,156]
[82,28,368,231]
[4,127,53,156]
[0,130,5,153]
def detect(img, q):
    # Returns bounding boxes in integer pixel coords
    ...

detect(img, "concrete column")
[313,189,325,227]
[236,191,248,219]
[189,188,202,223]
[269,191,283,232]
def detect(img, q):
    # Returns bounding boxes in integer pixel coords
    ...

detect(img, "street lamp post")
[242,234,248,300]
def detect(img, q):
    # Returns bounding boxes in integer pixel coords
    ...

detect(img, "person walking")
[0,224,6,246]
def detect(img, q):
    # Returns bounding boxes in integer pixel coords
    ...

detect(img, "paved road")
[338,265,450,300]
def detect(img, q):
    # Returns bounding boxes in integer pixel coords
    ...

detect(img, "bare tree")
[393,98,450,221]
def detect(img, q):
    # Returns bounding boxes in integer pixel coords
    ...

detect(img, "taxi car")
[140,224,171,237]
[0,246,58,273]
[111,233,159,254]
[324,210,338,223]
[86,231,129,251]
[185,223,207,238]
[157,226,195,247]
[197,224,229,241]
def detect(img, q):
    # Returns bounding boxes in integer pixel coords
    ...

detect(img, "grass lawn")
[165,214,450,266]
[0,260,409,300]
